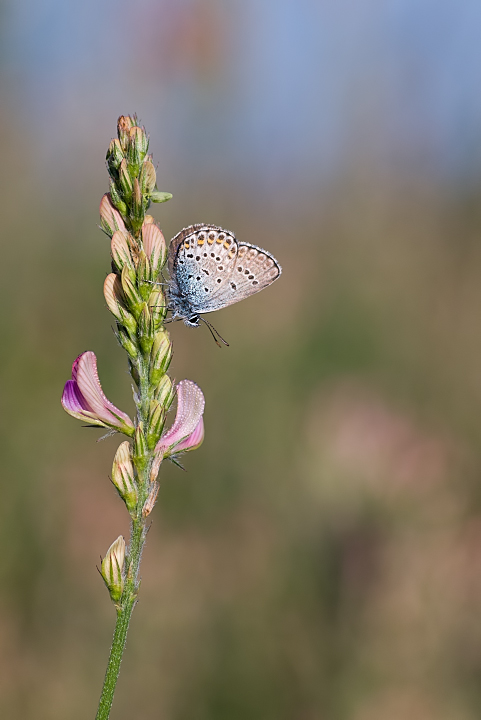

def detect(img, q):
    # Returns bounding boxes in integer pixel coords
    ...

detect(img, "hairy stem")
[95,523,140,720]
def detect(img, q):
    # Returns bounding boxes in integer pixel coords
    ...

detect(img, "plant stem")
[95,360,156,719]
[95,514,145,720]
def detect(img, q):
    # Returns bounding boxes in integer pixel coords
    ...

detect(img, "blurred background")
[2,0,481,718]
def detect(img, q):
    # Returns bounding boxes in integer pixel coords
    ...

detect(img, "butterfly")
[167,224,282,343]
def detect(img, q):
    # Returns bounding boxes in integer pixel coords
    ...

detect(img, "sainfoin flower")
[62,351,134,435]
[150,380,205,481]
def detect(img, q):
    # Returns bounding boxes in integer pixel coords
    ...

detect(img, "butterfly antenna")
[199,316,229,347]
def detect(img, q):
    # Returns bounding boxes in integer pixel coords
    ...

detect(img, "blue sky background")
[3,0,481,191]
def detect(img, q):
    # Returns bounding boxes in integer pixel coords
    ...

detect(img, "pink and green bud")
[127,126,149,171]
[142,222,166,276]
[121,265,143,315]
[142,482,159,518]
[118,159,133,199]
[133,424,148,470]
[148,287,166,330]
[106,138,124,172]
[109,180,128,216]
[117,115,136,151]
[139,159,156,195]
[100,193,126,237]
[131,178,144,230]
[103,274,137,335]
[61,351,134,435]
[146,401,165,449]
[153,373,175,408]
[111,230,135,274]
[112,441,137,514]
[137,303,154,354]
[136,250,153,288]
[101,536,126,603]
[150,331,172,384]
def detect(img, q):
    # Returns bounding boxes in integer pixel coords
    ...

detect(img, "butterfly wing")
[168,225,239,313]
[197,242,282,313]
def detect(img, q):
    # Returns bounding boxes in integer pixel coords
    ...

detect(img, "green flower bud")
[118,159,133,200]
[133,423,148,470]
[101,536,125,603]
[146,401,165,449]
[127,126,149,172]
[106,138,124,172]
[137,250,153,294]
[130,178,145,232]
[116,327,138,358]
[148,288,167,331]
[150,331,172,383]
[104,274,137,334]
[109,180,128,215]
[137,303,154,354]
[111,441,138,514]
[121,265,143,317]
[153,373,175,409]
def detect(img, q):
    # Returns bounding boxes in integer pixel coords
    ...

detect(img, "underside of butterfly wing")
[168,225,239,317]
[198,242,282,313]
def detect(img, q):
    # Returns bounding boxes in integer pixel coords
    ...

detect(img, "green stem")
[95,516,145,720]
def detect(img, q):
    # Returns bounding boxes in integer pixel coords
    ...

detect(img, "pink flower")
[150,380,205,481]
[61,351,134,435]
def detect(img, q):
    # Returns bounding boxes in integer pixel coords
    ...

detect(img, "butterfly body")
[167,224,281,327]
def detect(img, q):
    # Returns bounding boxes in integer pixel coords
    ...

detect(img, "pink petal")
[74,352,134,429]
[172,417,204,453]
[142,223,166,271]
[100,194,126,235]
[156,380,205,453]
[61,380,105,425]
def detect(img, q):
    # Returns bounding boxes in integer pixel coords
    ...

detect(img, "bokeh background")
[2,1,481,718]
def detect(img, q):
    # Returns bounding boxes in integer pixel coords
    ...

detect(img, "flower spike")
[61,351,134,435]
